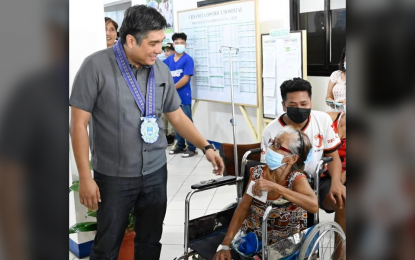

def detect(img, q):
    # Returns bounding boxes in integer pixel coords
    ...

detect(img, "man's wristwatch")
[202,144,216,154]
[217,244,230,252]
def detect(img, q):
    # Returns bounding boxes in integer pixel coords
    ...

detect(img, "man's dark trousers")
[89,164,168,260]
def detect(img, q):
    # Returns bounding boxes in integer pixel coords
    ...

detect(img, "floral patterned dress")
[329,70,346,102]
[239,165,308,245]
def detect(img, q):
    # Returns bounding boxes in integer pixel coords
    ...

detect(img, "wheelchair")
[174,147,346,260]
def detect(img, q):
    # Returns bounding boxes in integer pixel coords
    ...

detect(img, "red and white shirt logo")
[314,133,323,148]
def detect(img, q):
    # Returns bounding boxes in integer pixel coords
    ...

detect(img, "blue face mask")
[265,148,291,170]
[174,44,186,54]
[304,149,313,164]
[344,61,346,70]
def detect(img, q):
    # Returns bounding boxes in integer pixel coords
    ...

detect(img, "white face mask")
[174,44,186,54]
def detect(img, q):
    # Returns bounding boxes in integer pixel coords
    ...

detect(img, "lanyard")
[113,40,156,117]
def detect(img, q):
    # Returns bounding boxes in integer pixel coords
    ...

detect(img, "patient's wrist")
[273,182,281,193]
[221,238,232,247]
[217,244,231,252]
[331,176,342,185]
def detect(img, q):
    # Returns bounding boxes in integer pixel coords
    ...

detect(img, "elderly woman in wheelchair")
[214,126,317,260]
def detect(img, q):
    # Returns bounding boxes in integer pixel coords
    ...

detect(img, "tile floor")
[70,149,334,260]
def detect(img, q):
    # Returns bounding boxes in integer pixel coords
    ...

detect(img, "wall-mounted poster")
[178,0,259,106]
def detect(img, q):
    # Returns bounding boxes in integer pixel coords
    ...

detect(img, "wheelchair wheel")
[298,221,345,260]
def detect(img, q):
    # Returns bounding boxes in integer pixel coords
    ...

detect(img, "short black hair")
[339,47,346,71]
[105,17,118,31]
[280,78,312,102]
[172,32,187,42]
[119,5,167,45]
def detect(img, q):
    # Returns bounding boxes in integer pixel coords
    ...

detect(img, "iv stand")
[219,46,241,201]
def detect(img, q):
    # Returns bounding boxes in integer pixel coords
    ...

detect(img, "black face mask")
[286,107,311,124]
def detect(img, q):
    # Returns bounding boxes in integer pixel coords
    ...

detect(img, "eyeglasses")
[268,139,292,154]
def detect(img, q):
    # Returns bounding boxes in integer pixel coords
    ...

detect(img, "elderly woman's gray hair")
[274,125,312,171]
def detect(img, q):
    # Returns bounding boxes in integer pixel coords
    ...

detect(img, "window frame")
[291,0,346,76]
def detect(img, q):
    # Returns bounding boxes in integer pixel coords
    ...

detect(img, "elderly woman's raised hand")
[252,177,278,197]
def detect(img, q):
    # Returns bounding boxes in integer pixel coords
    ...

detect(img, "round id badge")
[141,116,159,144]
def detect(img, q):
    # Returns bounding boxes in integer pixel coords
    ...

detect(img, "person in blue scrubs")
[163,32,197,157]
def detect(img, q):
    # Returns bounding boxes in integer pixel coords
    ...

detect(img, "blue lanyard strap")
[113,40,156,117]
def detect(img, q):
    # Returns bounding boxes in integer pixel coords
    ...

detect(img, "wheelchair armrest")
[249,148,262,154]
[271,197,293,208]
[313,157,334,180]
[191,176,237,190]
[322,157,333,164]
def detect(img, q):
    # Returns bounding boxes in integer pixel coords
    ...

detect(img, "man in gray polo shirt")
[69,5,224,260]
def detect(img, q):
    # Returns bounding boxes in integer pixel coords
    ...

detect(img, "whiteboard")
[178,0,258,106]
[262,32,304,119]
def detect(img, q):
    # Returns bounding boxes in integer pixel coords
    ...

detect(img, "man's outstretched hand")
[205,149,224,175]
